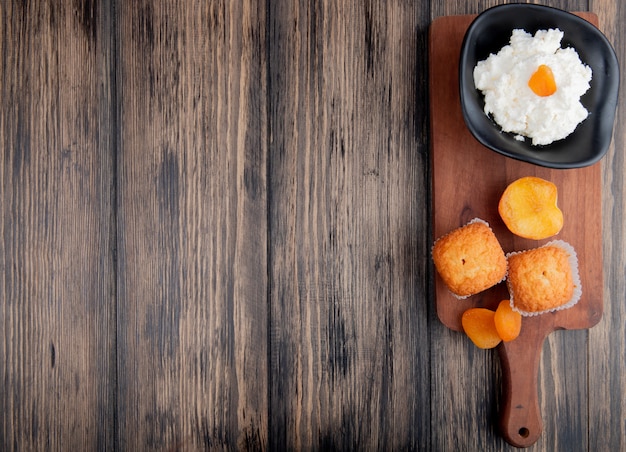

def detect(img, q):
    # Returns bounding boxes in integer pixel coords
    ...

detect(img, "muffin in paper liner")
[506,240,582,316]
[432,218,508,300]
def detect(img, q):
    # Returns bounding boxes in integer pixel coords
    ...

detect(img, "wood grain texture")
[0,0,623,451]
[116,1,267,450]
[267,1,431,449]
[590,0,626,448]
[0,0,116,450]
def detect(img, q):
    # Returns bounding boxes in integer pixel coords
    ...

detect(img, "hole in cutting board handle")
[518,427,530,438]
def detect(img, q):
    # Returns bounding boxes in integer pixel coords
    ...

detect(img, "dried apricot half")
[494,300,522,342]
[528,64,557,97]
[498,176,564,240]
[461,308,502,349]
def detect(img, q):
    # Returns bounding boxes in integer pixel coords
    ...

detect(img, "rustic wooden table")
[1,1,624,450]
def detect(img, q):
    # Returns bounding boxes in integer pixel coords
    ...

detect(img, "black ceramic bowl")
[459,4,619,169]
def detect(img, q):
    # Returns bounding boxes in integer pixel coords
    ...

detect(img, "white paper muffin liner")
[506,239,582,316]
[432,218,508,300]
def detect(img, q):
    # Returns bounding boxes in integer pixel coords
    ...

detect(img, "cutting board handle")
[498,330,550,448]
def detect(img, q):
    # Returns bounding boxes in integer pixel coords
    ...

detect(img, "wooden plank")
[0,1,116,450]
[589,0,626,450]
[116,1,268,450]
[431,0,590,17]
[431,12,602,332]
[267,1,432,449]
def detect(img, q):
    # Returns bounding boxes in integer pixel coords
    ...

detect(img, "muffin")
[432,218,507,299]
[506,240,582,316]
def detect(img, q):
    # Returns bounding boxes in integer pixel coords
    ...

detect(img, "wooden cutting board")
[429,13,604,448]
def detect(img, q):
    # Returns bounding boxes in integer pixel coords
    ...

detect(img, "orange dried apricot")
[528,64,557,97]
[498,176,564,240]
[461,308,502,349]
[494,300,522,342]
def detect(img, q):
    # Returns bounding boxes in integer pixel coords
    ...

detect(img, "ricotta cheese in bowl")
[473,28,592,146]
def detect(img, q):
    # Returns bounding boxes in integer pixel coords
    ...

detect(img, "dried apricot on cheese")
[528,64,557,97]
[498,176,564,240]
[494,300,522,342]
[461,308,502,349]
